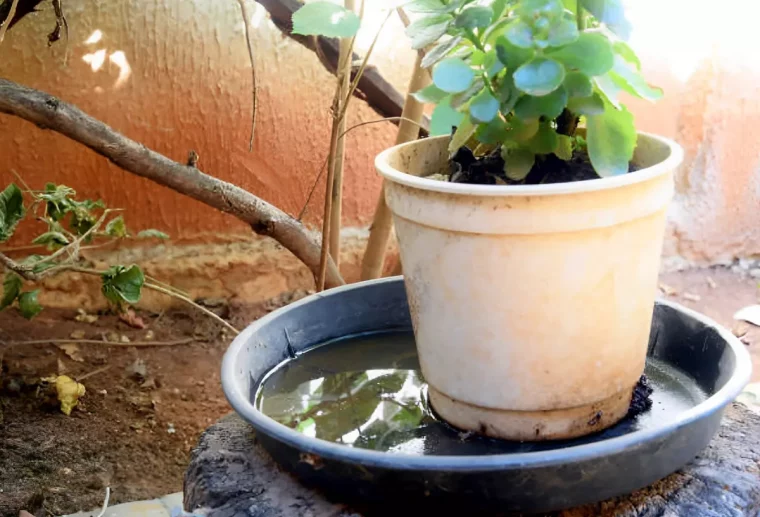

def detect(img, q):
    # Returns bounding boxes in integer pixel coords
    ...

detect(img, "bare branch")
[0,78,345,288]
[0,0,19,45]
[144,281,240,335]
[237,0,258,151]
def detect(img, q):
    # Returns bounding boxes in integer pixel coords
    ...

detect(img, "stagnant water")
[255,331,707,455]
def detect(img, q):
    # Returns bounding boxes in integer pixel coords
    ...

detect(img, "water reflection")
[255,332,706,456]
[258,368,430,450]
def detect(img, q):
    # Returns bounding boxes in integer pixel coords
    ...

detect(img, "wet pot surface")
[222,278,751,513]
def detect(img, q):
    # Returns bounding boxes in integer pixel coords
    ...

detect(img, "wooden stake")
[361,52,429,280]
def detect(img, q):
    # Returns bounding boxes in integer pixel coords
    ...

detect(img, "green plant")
[405,0,661,181]
[0,181,170,319]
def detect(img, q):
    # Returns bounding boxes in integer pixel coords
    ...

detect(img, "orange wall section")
[1,1,399,244]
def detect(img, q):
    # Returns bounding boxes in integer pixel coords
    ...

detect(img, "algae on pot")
[372,0,684,441]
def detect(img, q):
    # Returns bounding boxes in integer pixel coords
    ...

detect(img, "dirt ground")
[0,269,758,516]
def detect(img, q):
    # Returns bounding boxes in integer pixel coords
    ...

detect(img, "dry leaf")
[57,343,84,362]
[683,293,701,302]
[42,375,86,415]
[734,305,760,327]
[658,283,677,296]
[119,308,146,329]
[70,330,86,340]
[75,308,99,324]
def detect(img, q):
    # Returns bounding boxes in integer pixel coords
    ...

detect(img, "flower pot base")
[428,385,635,441]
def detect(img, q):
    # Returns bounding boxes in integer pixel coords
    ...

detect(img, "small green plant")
[405,0,661,181]
[0,181,168,319]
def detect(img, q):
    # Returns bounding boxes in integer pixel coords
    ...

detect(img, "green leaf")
[18,290,42,319]
[517,0,564,21]
[32,231,70,249]
[505,19,534,49]
[528,122,560,154]
[39,183,75,222]
[455,6,493,29]
[586,100,636,176]
[546,32,614,77]
[614,41,641,70]
[609,55,663,101]
[513,57,565,96]
[291,2,360,38]
[412,84,450,104]
[406,14,452,50]
[564,71,593,97]
[433,58,474,93]
[508,117,540,142]
[491,0,509,21]
[594,73,623,109]
[483,50,505,78]
[448,116,477,153]
[1,272,22,310]
[547,18,579,47]
[502,147,536,181]
[0,184,25,243]
[567,92,605,115]
[475,117,508,145]
[101,265,145,306]
[469,89,500,123]
[579,0,631,40]
[514,86,568,120]
[19,255,56,274]
[429,99,465,136]
[421,36,463,68]
[556,134,574,160]
[495,35,535,72]
[136,229,170,240]
[105,215,128,238]
[406,0,457,13]
[451,79,484,108]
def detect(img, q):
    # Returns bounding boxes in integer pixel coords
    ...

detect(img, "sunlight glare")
[82,49,106,72]
[84,29,103,45]
[109,50,132,87]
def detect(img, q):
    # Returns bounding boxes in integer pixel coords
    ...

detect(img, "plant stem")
[237,0,258,151]
[317,54,352,291]
[465,28,485,52]
[2,338,195,350]
[147,282,241,335]
[577,1,586,31]
[361,52,429,281]
[328,0,355,271]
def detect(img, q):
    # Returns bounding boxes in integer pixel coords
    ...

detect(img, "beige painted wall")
[2,0,759,266]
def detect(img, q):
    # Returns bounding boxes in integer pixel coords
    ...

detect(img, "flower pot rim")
[375,131,683,197]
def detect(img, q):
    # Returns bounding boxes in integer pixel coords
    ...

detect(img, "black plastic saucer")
[222,277,751,514]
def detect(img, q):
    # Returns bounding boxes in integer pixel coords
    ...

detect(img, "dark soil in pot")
[445,146,638,185]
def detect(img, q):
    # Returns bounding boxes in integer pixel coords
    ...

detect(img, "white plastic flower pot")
[375,133,684,440]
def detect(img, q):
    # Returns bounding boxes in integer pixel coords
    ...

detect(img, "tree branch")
[0,78,344,288]
[0,0,43,32]
[255,0,429,136]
